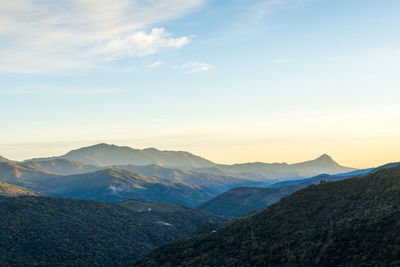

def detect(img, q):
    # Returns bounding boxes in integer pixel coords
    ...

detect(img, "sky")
[1,0,400,168]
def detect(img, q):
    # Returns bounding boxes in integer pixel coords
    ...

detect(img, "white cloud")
[92,28,190,59]
[0,0,205,73]
[148,61,165,69]
[182,62,213,74]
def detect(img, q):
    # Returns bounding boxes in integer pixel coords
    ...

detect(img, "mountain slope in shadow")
[135,164,400,266]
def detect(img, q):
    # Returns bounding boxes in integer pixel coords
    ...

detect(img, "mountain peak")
[91,143,115,149]
[316,154,333,161]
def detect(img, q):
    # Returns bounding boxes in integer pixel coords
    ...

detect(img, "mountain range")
[135,164,400,266]
[37,168,216,206]
[0,143,398,266]
[57,143,215,168]
[109,164,262,191]
[21,143,355,181]
[0,143,357,207]
[0,161,220,207]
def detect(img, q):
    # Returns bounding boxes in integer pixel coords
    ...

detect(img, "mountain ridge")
[0,155,10,162]
[36,168,216,207]
[22,143,356,181]
[0,161,61,186]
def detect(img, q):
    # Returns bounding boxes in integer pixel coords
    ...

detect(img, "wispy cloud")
[0,0,205,73]
[246,0,312,18]
[182,62,213,74]
[148,61,165,69]
[0,86,122,95]
[231,0,313,35]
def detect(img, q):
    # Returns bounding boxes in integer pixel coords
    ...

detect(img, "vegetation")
[0,196,225,266]
[0,181,38,196]
[198,185,300,217]
[135,165,400,266]
[198,163,395,217]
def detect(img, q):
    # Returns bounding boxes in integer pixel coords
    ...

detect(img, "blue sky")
[1,0,400,168]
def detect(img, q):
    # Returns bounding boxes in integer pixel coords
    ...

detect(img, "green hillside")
[0,196,225,266]
[0,182,38,196]
[135,165,400,266]
[198,186,300,217]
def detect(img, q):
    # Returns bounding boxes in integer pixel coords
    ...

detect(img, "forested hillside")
[0,196,225,266]
[135,165,400,266]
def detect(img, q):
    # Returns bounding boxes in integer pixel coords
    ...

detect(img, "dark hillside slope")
[198,186,300,217]
[136,165,400,266]
[0,196,225,266]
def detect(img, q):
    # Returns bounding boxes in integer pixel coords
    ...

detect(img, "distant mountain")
[212,154,356,181]
[135,164,400,266]
[22,159,262,193]
[23,158,102,175]
[0,181,39,196]
[24,144,356,182]
[189,166,271,181]
[114,164,263,192]
[60,143,216,168]
[37,168,216,207]
[0,162,61,187]
[198,186,300,217]
[0,155,10,162]
[0,196,225,266]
